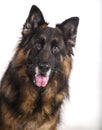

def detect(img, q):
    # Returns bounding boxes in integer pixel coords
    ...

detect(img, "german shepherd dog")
[0,5,79,130]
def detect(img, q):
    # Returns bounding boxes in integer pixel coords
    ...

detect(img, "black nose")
[38,62,50,72]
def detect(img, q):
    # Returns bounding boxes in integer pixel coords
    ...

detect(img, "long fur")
[0,5,79,130]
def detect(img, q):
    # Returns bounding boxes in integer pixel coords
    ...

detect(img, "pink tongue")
[35,74,49,87]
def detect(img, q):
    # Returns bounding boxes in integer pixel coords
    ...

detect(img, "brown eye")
[34,42,42,50]
[52,46,60,55]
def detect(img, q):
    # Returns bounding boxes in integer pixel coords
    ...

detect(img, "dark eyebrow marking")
[51,39,60,47]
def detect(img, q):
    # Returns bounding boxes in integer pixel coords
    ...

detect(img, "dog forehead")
[35,26,63,40]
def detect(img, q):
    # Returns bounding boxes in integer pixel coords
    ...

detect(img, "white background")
[0,0,101,130]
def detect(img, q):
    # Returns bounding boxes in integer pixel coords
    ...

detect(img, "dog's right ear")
[22,5,47,35]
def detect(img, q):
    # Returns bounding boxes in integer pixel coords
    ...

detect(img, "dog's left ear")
[22,5,47,35]
[56,17,79,54]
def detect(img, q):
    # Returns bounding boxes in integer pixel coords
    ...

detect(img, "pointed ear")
[22,5,47,35]
[56,17,79,47]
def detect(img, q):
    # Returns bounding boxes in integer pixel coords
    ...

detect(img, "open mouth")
[33,67,51,87]
[34,74,49,87]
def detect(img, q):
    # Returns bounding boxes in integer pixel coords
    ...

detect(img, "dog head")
[20,5,79,87]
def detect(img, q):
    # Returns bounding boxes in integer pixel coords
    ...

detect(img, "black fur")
[0,5,79,130]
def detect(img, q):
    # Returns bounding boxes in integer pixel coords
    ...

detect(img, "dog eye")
[35,42,42,50]
[52,46,60,55]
